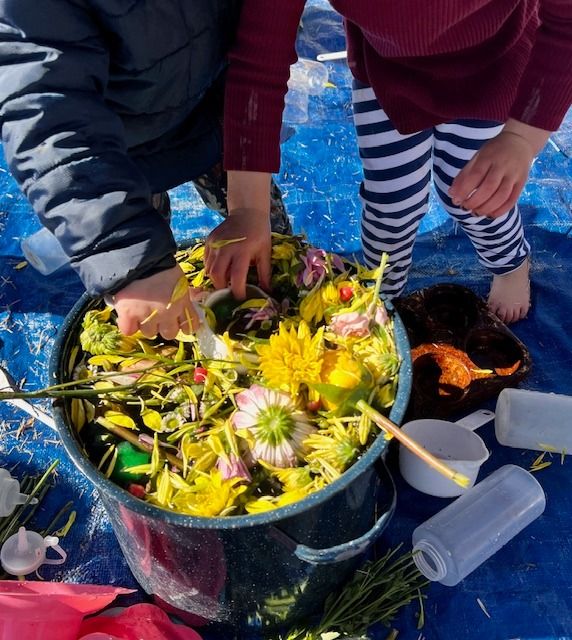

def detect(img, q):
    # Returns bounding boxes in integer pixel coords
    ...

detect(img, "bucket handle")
[270,460,396,565]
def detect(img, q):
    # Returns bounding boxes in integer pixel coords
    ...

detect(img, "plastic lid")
[0,526,67,576]
[0,468,38,517]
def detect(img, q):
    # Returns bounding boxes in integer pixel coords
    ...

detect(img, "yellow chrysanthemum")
[353,332,400,383]
[257,321,324,396]
[299,281,339,324]
[272,241,298,262]
[305,420,361,477]
[170,469,247,517]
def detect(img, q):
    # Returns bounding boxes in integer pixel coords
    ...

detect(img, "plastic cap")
[0,526,67,576]
[0,468,38,517]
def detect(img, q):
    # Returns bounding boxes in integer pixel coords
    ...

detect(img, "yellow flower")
[170,469,247,517]
[257,321,324,396]
[305,420,361,476]
[353,332,400,384]
[320,349,363,409]
[244,488,311,514]
[272,241,298,262]
[299,281,339,324]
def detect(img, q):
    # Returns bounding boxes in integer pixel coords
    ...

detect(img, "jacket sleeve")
[223,0,306,173]
[510,0,572,132]
[0,0,177,296]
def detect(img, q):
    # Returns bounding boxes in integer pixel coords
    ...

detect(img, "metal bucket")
[49,294,411,634]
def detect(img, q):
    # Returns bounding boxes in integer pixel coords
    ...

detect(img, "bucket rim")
[49,292,411,529]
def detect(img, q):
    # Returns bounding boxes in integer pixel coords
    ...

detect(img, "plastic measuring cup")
[398,409,494,497]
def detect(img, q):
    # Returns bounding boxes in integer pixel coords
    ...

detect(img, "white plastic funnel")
[399,409,494,497]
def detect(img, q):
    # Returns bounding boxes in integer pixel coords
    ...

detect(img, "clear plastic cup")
[495,388,572,453]
[412,465,546,586]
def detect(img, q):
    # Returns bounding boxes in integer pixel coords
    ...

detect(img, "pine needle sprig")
[279,545,428,640]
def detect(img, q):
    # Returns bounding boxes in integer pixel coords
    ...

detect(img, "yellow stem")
[355,400,470,488]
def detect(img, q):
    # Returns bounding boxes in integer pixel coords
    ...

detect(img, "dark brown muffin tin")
[393,283,531,419]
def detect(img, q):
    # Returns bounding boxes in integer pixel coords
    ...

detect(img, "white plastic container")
[412,465,546,586]
[21,227,70,275]
[0,469,37,517]
[495,388,572,453]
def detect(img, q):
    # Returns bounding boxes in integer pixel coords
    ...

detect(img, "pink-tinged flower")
[329,311,371,338]
[217,453,252,482]
[232,385,315,468]
[331,253,346,273]
[243,299,288,331]
[374,305,389,326]
[297,248,328,288]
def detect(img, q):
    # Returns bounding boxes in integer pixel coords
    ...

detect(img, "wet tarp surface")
[0,2,571,638]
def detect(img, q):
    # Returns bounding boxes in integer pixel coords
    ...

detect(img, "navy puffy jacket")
[0,0,240,294]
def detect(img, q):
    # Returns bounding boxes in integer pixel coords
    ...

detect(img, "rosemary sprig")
[280,545,428,640]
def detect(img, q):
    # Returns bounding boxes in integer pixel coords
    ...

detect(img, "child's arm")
[113,265,199,340]
[450,0,572,217]
[205,0,306,296]
[448,119,551,218]
[0,1,191,337]
[205,171,272,300]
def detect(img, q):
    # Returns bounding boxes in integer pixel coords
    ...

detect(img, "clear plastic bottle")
[20,226,70,275]
[412,465,546,586]
[283,58,329,124]
[495,388,572,453]
[288,58,329,95]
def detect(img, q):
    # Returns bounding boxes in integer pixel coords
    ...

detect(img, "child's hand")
[113,264,199,340]
[449,119,551,218]
[204,208,271,299]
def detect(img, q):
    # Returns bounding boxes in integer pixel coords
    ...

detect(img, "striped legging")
[352,83,530,298]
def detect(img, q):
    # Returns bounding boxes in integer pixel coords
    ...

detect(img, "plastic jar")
[412,464,546,586]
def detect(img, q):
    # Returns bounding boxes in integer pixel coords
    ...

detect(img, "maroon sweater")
[224,0,572,173]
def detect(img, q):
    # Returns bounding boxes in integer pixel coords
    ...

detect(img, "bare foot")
[488,258,530,324]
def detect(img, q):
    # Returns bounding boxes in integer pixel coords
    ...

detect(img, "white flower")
[232,385,315,468]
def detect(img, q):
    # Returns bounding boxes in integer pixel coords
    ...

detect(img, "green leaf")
[309,382,370,414]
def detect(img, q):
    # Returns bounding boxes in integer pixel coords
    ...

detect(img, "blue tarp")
[1,2,571,638]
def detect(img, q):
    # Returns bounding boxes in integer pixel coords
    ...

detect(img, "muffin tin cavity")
[394,284,531,418]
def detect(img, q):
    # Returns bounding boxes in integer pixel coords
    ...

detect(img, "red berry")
[193,367,208,383]
[127,483,146,499]
[339,286,353,302]
[306,399,321,412]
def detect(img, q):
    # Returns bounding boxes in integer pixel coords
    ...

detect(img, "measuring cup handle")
[455,409,495,431]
